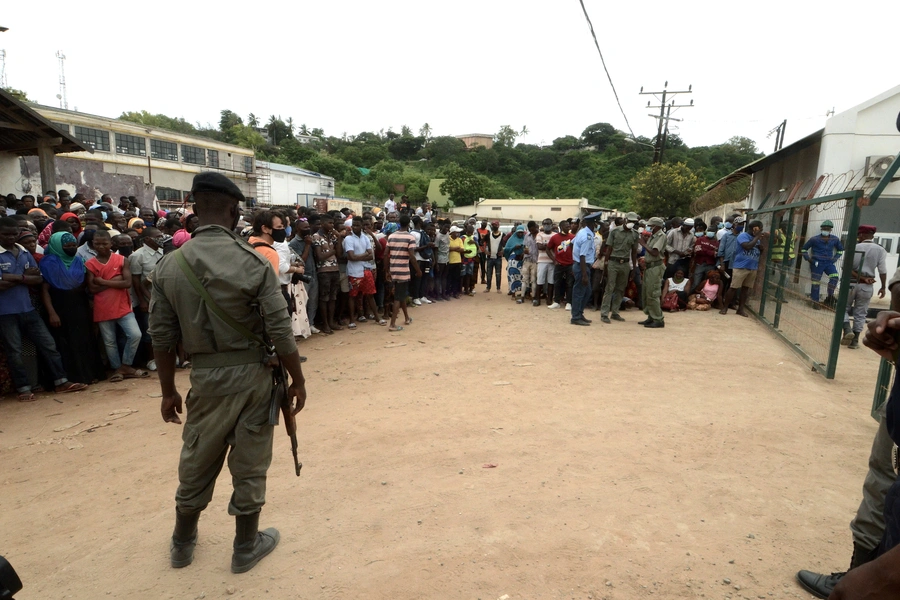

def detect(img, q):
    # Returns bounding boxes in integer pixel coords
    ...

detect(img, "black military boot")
[841,322,854,345]
[848,333,860,349]
[231,511,280,574]
[796,570,843,599]
[170,510,200,568]
[849,542,878,570]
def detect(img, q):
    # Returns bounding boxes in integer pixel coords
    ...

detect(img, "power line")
[576,0,636,139]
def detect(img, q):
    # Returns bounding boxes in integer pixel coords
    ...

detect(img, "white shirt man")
[384,195,397,214]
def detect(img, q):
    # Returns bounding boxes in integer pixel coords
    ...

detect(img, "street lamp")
[623,137,655,149]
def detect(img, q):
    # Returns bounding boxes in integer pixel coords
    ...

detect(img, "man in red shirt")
[548,220,575,310]
[86,229,146,381]
[689,221,719,291]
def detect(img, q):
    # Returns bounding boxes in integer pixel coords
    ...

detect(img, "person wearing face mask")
[665,217,695,279]
[688,221,719,291]
[599,212,641,324]
[716,221,738,298]
[535,218,556,305]
[802,219,844,309]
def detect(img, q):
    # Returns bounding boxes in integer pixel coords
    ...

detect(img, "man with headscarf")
[638,217,668,328]
[600,212,640,324]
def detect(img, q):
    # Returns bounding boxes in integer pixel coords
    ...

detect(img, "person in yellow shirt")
[448,226,465,298]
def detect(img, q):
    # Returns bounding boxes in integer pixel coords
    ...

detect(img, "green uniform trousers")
[642,262,664,322]
[601,260,631,317]
[176,364,274,517]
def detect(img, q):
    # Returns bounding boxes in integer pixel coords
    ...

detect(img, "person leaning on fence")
[841,225,888,349]
[720,219,767,318]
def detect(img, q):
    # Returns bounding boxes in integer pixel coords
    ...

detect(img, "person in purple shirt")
[0,217,88,401]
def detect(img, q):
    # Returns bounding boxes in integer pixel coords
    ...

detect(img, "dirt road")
[0,292,885,599]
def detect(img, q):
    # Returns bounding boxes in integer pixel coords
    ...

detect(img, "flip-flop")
[357,316,367,323]
[377,319,387,326]
[123,369,150,379]
[57,382,88,393]
[109,373,125,383]
[348,323,357,329]
[405,317,413,325]
[388,326,404,332]
[17,392,35,402]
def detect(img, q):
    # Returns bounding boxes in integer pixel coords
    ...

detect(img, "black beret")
[191,172,245,202]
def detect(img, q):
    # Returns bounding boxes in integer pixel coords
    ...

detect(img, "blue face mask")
[694,232,703,238]
[285,225,292,237]
[717,223,725,229]
[734,226,744,233]
[101,211,108,221]
[821,230,830,237]
[706,231,716,238]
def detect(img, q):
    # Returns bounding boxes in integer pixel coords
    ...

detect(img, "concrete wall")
[266,169,334,206]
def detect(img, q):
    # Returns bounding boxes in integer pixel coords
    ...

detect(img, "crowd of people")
[1,185,886,400]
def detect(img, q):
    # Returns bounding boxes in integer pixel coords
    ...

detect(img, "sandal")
[109,373,125,383]
[388,326,404,332]
[123,369,150,379]
[56,382,88,393]
[357,316,367,323]
[348,323,357,329]
[17,392,35,402]
[405,317,413,325]
[377,319,387,326]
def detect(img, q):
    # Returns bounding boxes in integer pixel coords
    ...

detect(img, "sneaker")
[565,303,572,311]
[310,326,321,334]
[421,297,433,304]
[147,359,157,371]
[548,302,560,309]
[413,299,422,306]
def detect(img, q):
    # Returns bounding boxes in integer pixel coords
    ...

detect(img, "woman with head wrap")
[128,217,145,235]
[503,224,526,301]
[29,208,55,248]
[39,232,106,384]
[69,202,86,215]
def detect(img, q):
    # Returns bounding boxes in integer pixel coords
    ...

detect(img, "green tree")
[120,110,198,135]
[581,122,618,151]
[494,125,519,148]
[419,123,432,144]
[247,113,259,128]
[4,87,31,102]
[630,162,704,218]
[440,164,488,205]
[219,110,244,132]
[424,136,466,164]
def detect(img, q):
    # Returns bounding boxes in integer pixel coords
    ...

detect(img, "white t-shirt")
[384,199,397,213]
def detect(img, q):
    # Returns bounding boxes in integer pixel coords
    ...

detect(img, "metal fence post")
[825,191,863,379]
[772,208,796,330]
[758,217,778,318]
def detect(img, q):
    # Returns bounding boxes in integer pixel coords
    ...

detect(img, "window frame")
[73,125,111,152]
[115,132,147,157]
[150,139,179,162]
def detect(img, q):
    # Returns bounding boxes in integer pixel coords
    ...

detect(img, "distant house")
[256,160,335,207]
[699,84,900,278]
[451,198,606,222]
[426,178,451,207]
[456,133,494,150]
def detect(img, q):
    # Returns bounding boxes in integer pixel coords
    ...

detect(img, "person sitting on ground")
[687,269,723,311]
[662,268,691,311]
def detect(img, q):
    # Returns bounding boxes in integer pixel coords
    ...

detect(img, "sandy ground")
[0,288,888,600]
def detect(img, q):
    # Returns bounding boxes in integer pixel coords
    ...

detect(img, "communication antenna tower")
[56,50,68,110]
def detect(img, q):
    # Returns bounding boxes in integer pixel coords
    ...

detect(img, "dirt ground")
[0,288,887,600]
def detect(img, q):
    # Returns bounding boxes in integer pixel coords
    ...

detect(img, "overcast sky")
[2,0,896,155]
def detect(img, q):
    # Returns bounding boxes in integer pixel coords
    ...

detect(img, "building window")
[492,207,501,211]
[115,133,147,157]
[207,149,219,168]
[156,186,182,202]
[150,139,178,162]
[182,144,205,165]
[51,122,69,133]
[73,125,110,152]
[243,156,253,173]
[551,207,562,211]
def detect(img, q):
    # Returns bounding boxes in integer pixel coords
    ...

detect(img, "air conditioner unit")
[865,155,896,179]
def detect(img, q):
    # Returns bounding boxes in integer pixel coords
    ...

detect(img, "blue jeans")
[485,257,503,290]
[571,263,592,321]
[0,310,69,393]
[98,312,142,369]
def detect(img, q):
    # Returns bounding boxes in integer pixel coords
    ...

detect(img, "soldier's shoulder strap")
[173,249,267,348]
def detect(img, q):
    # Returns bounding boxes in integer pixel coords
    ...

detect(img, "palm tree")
[419,123,432,144]
[300,123,309,135]
[267,115,279,145]
[286,117,295,136]
[520,125,529,137]
[248,113,259,128]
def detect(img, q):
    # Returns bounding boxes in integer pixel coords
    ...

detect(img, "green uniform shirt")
[148,224,297,396]
[645,230,667,265]
[606,228,640,259]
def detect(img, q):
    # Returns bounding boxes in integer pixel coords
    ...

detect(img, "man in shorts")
[383,215,421,331]
[312,215,342,334]
[720,218,768,317]
[343,216,377,328]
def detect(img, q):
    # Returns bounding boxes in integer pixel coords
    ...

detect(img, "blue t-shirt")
[731,232,760,270]
[0,245,38,316]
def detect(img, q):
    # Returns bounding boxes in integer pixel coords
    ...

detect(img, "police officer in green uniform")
[149,173,307,574]
[638,217,667,328]
[600,211,640,324]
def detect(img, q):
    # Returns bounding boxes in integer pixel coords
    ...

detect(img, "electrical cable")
[577,0,636,139]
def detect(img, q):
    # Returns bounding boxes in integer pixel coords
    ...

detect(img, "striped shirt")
[386,230,416,281]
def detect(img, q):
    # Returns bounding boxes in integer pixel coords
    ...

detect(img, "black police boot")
[796,570,843,599]
[231,511,280,574]
[848,333,860,349]
[170,510,200,568]
[841,323,854,345]
[644,320,665,328]
[637,318,652,325]
[849,542,879,570]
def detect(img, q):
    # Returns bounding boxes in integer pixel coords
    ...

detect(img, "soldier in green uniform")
[638,217,667,328]
[600,211,640,324]
[149,173,307,574]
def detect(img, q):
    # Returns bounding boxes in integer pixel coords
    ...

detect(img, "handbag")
[662,291,679,312]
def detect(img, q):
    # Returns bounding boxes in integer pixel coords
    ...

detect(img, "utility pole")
[0,49,7,89]
[767,120,787,152]
[56,50,67,110]
[639,82,693,163]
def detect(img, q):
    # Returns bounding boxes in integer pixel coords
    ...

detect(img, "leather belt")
[610,257,630,264]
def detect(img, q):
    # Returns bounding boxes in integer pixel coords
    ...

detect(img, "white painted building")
[255,160,335,208]
[701,84,900,277]
[451,198,604,223]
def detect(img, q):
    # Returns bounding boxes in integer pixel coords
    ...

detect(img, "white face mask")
[624,222,634,230]
[821,230,831,237]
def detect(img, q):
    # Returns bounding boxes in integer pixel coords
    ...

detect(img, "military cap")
[191,172,245,202]
[625,211,640,221]
[648,217,665,227]
[858,225,877,235]
[583,211,603,221]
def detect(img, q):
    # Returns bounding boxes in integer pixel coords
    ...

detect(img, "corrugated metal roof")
[0,89,91,155]
[257,160,333,180]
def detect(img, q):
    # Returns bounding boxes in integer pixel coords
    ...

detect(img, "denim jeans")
[98,312,142,370]
[485,257,503,290]
[571,263,592,321]
[0,310,69,392]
